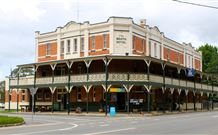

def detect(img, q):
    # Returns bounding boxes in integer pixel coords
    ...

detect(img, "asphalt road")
[1,111,218,134]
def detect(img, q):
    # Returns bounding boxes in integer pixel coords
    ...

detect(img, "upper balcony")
[9,73,218,92]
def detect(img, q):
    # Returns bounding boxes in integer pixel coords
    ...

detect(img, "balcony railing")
[150,74,163,84]
[54,76,68,84]
[9,73,218,92]
[108,73,128,81]
[71,74,87,83]
[129,73,147,81]
[36,77,52,85]
[89,73,106,82]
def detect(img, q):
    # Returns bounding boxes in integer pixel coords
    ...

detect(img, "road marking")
[99,124,109,127]
[153,118,160,121]
[82,127,135,135]
[0,122,62,130]
[14,123,78,135]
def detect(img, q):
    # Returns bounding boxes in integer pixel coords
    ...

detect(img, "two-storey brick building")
[5,17,217,113]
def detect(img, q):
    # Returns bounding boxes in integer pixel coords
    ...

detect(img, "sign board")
[110,107,116,116]
[116,35,127,44]
[114,32,129,54]
[110,88,125,93]
[186,68,195,77]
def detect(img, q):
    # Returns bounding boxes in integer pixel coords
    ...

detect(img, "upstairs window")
[133,36,136,49]
[92,36,96,49]
[60,41,64,54]
[81,37,84,51]
[167,48,170,60]
[46,43,51,56]
[67,40,71,53]
[103,34,107,49]
[154,43,157,57]
[177,53,180,64]
[74,38,77,52]
[142,39,144,52]
[22,95,25,102]
[149,41,151,56]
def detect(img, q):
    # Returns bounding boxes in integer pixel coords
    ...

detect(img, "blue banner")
[186,68,195,77]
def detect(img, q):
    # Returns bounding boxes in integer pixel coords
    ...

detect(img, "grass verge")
[0,115,24,126]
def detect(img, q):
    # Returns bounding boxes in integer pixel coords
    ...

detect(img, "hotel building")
[5,17,217,113]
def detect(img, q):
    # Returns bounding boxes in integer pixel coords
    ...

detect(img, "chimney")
[139,19,146,28]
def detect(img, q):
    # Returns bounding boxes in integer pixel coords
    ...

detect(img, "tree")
[0,81,5,104]
[10,67,34,77]
[197,44,218,74]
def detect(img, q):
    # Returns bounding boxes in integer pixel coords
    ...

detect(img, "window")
[46,43,51,56]
[178,53,180,64]
[160,46,162,59]
[22,95,25,102]
[45,92,51,100]
[67,40,71,53]
[61,41,64,54]
[37,92,43,100]
[149,41,151,56]
[188,55,190,67]
[81,37,84,51]
[142,39,144,52]
[57,94,62,100]
[167,48,170,60]
[133,36,136,49]
[77,88,82,102]
[154,43,157,57]
[103,34,107,49]
[92,36,95,49]
[74,38,77,52]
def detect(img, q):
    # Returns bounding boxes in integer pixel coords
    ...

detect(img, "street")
[1,111,218,134]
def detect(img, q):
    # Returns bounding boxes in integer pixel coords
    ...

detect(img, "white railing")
[36,77,52,85]
[71,74,87,82]
[172,79,179,86]
[187,81,194,87]
[89,73,105,82]
[9,73,218,93]
[165,77,172,85]
[54,76,68,84]
[214,86,218,92]
[19,77,34,85]
[208,85,212,91]
[108,73,128,81]
[202,84,208,90]
[196,83,201,89]
[10,79,18,86]
[129,73,147,81]
[150,74,163,83]
[180,80,186,87]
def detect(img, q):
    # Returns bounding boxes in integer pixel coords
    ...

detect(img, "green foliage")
[11,67,34,77]
[0,116,24,125]
[197,44,218,74]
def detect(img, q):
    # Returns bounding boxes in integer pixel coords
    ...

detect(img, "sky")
[0,0,218,80]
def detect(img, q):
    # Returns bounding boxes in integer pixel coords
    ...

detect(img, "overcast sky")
[0,0,218,80]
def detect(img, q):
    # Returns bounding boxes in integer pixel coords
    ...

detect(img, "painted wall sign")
[116,35,127,44]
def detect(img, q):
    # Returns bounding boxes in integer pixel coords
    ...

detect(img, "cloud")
[0,0,46,22]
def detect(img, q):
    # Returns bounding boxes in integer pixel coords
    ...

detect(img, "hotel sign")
[116,34,127,44]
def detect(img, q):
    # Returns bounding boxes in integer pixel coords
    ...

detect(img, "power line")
[172,0,218,9]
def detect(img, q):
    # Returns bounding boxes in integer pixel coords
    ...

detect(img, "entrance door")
[62,94,67,110]
[117,93,126,111]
